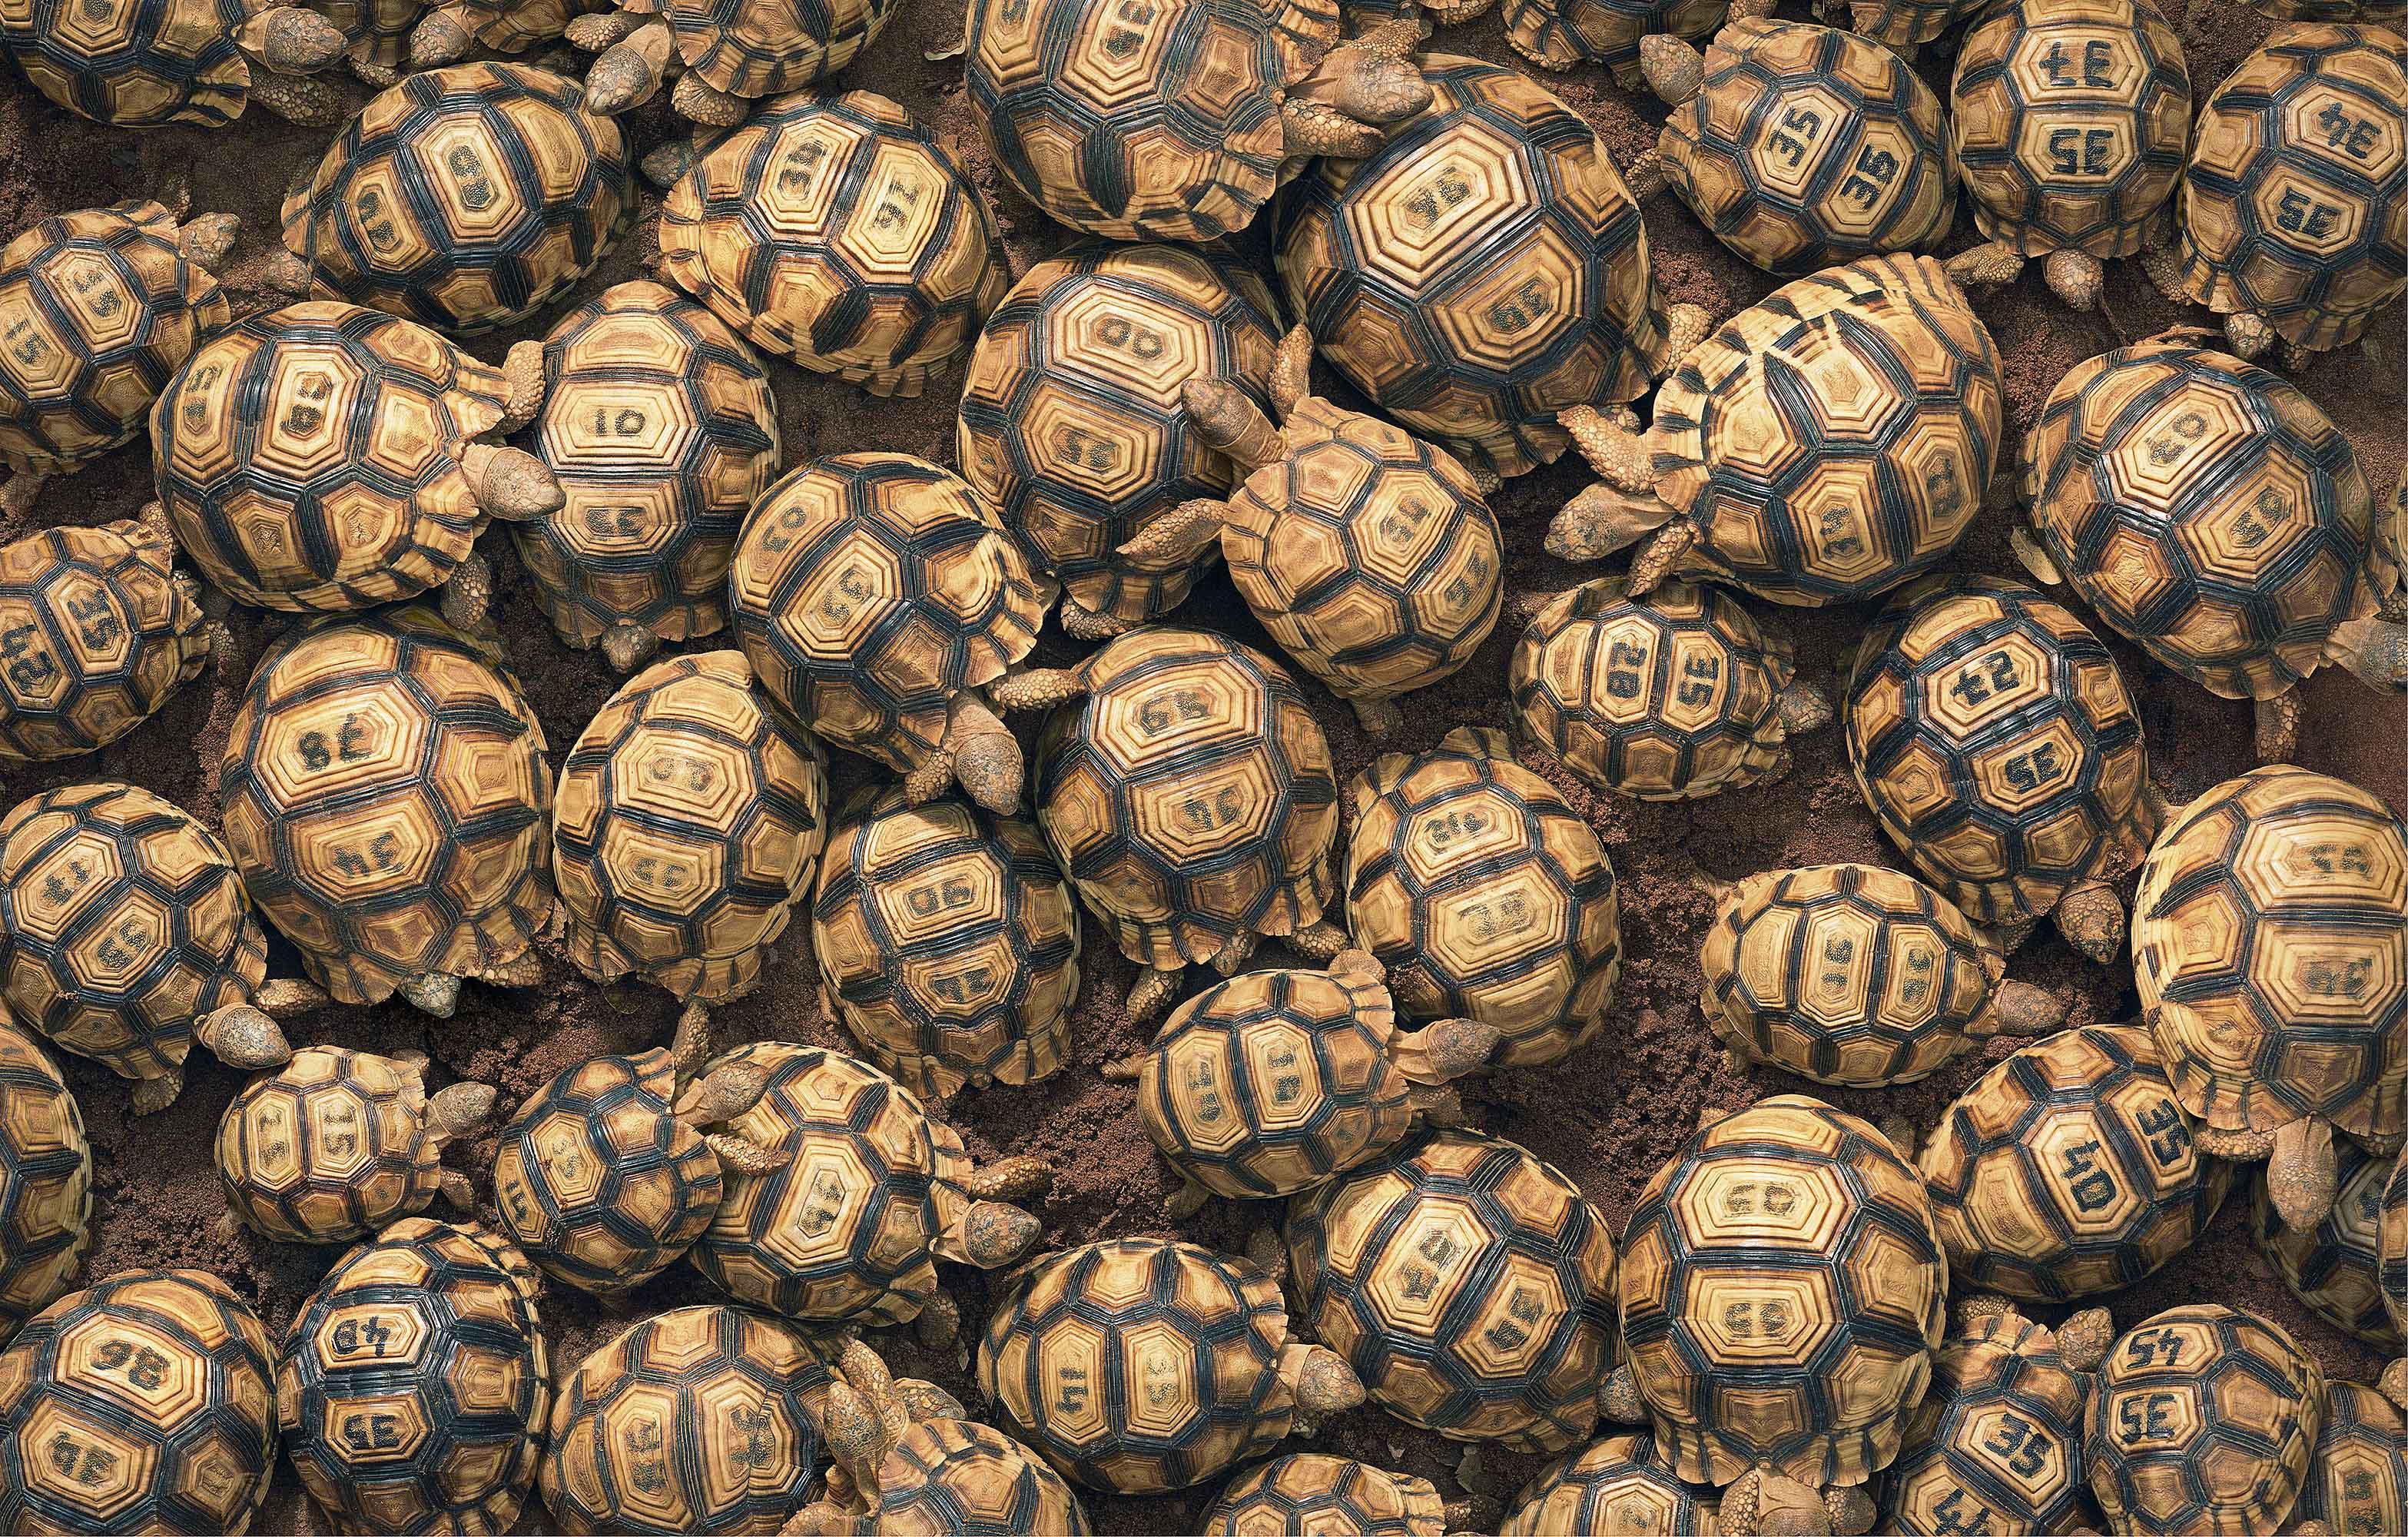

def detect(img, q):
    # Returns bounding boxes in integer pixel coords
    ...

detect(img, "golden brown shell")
[1619,1094,1945,1488]
[1033,629,1338,970]
[1846,574,2152,927]
[542,1304,834,1536]
[553,650,827,1003]
[957,245,1281,626]
[0,201,227,474]
[1919,1023,2230,1300]
[1346,725,1619,1067]
[277,1218,548,1536]
[217,606,554,1007]
[2134,766,2408,1140]
[660,89,1005,397]
[2084,1304,2322,1535]
[1950,0,2191,260]
[280,64,632,334]
[1286,1127,1619,1454]
[515,280,781,656]
[814,787,1080,1100]
[0,1269,279,1533]
[1277,57,1667,480]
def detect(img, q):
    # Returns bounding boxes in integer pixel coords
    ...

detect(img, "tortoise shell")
[2297,1380,2408,1536]
[2085,1304,2323,1535]
[0,782,267,1090]
[2174,24,2408,353]
[0,1268,278,1533]
[1619,1094,1946,1487]
[814,786,1080,1101]
[1032,629,1338,971]
[728,453,1046,774]
[1286,1127,1619,1454]
[1277,57,1667,480]
[1346,725,1620,1068]
[1886,1312,2097,1537]
[2023,337,2381,701]
[1701,863,2007,1086]
[876,1417,1093,1537]
[1512,576,1798,802]
[1846,574,2152,928]
[514,280,781,658]
[1133,960,1418,1200]
[1220,396,1503,709]
[542,1304,832,1537]
[217,606,554,1007]
[688,1042,973,1326]
[659,0,897,99]
[1660,19,1956,274]
[280,63,633,334]
[967,0,1334,241]
[279,1217,549,1536]
[493,1049,726,1293]
[659,89,1006,397]
[977,1236,1305,1492]
[432,0,605,55]
[1204,1454,1442,1537]
[1501,1435,1718,1537]
[0,201,228,475]
[0,1024,89,1343]
[1951,0,2191,260]
[553,650,827,1004]
[0,520,207,764]
[2251,1138,2395,1347]
[1849,0,1974,45]
[0,0,260,126]
[1919,1024,2230,1300]
[153,300,519,614]
[2133,766,2408,1140]
[2383,1154,2408,1337]
[956,245,1282,627]
[217,1047,446,1243]
[1644,254,2002,606]
[1502,0,1725,82]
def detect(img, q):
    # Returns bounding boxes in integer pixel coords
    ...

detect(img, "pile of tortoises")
[0,0,2403,1525]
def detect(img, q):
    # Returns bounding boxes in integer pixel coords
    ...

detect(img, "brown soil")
[1,0,2403,1529]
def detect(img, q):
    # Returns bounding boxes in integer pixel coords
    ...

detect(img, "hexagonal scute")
[1620,1094,1945,1486]
[0,1269,278,1533]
